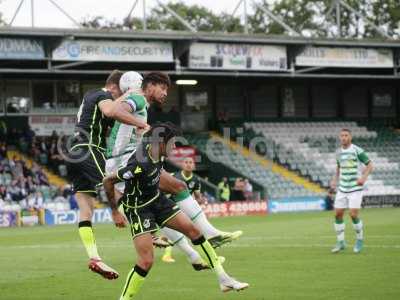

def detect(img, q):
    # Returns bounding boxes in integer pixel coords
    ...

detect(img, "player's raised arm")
[98,99,149,131]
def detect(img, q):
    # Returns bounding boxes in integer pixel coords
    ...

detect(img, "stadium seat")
[245,121,400,196]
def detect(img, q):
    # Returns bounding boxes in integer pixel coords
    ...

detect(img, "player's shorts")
[334,190,363,209]
[66,145,106,196]
[122,193,181,239]
[105,152,133,193]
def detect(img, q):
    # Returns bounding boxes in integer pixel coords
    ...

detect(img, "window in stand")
[5,80,31,114]
[32,81,55,113]
[56,81,80,113]
[81,82,103,96]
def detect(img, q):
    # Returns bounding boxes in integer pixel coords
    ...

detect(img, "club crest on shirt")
[143,219,150,229]
[123,171,133,180]
[189,181,195,189]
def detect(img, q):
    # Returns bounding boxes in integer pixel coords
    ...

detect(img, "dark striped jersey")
[74,88,114,150]
[117,144,163,208]
[173,171,201,195]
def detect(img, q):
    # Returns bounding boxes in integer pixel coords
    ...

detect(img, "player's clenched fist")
[112,210,128,228]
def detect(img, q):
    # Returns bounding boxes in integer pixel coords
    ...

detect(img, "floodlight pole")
[9,0,25,26]
[253,0,301,36]
[142,0,147,31]
[243,0,248,34]
[336,0,341,37]
[48,0,82,28]
[126,0,140,21]
[157,0,197,32]
[339,0,391,39]
[31,0,34,27]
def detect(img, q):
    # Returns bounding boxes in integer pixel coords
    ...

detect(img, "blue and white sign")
[269,197,326,213]
[45,208,113,225]
[52,39,173,62]
[0,38,45,59]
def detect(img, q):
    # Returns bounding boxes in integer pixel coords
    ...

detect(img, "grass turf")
[0,208,399,300]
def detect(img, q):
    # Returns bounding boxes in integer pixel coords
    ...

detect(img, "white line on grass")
[1,243,400,250]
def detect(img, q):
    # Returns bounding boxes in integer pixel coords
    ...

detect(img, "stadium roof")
[1,26,399,48]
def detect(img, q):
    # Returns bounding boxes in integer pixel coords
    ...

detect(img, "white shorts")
[334,190,363,209]
[105,153,132,193]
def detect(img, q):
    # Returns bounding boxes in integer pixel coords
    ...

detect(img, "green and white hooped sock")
[175,190,220,238]
[352,218,363,240]
[334,218,345,242]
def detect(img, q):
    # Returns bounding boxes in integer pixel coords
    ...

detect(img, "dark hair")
[341,128,352,134]
[105,70,123,86]
[144,122,181,144]
[142,72,171,89]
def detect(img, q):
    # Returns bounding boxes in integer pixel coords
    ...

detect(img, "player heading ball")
[103,122,249,300]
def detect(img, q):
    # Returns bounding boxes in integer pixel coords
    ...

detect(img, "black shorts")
[123,194,181,238]
[66,145,106,196]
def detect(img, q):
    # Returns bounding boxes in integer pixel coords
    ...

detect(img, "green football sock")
[192,235,229,281]
[78,221,100,259]
[120,265,148,300]
[335,217,344,224]
[174,189,191,202]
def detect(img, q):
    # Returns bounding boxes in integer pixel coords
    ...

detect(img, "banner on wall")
[269,197,325,213]
[186,92,208,107]
[0,211,18,227]
[45,208,113,225]
[29,115,76,136]
[201,201,267,218]
[169,146,197,164]
[296,46,393,68]
[363,195,400,208]
[20,209,45,226]
[189,42,287,71]
[372,93,392,107]
[53,39,173,62]
[0,38,45,59]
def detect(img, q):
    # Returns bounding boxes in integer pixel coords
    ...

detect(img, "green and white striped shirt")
[106,94,148,159]
[336,144,370,193]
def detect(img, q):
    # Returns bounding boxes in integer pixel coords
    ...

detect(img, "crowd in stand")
[1,123,257,211]
[0,137,75,212]
[217,177,254,201]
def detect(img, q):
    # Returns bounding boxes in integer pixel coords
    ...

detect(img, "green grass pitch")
[1,208,399,300]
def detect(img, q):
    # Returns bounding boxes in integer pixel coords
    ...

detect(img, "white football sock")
[334,222,345,242]
[178,195,220,239]
[161,227,201,264]
[353,220,363,240]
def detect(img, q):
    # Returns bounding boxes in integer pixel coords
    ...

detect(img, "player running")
[330,128,373,254]
[66,70,149,280]
[106,71,242,250]
[102,123,249,300]
[162,157,240,263]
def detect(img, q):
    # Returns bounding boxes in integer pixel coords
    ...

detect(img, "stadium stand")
[0,141,73,212]
[244,121,400,196]
[186,132,325,199]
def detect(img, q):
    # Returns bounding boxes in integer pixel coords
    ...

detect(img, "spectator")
[325,188,335,211]
[0,119,7,142]
[0,142,7,160]
[231,178,246,201]
[244,179,253,200]
[218,177,230,202]
[0,185,9,201]
[21,191,44,210]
